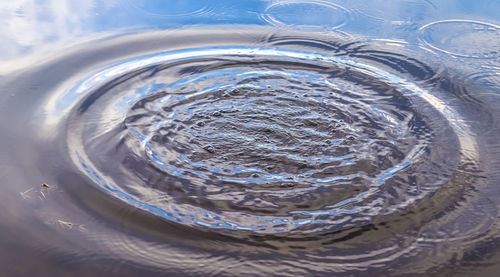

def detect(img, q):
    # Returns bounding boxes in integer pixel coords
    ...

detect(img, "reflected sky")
[1,0,499,61]
[0,1,499,276]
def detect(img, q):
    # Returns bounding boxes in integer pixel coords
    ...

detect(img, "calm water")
[0,1,500,276]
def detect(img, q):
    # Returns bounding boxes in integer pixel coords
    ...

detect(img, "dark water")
[1,1,500,276]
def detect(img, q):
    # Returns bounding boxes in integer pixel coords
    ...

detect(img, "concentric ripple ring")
[419,19,500,58]
[260,0,351,30]
[56,44,473,236]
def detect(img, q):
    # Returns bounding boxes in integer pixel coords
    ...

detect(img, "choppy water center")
[1,1,500,276]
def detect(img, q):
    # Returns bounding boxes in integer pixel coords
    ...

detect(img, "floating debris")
[57,219,73,229]
[19,188,34,200]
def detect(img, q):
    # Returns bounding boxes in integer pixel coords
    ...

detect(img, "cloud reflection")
[0,0,102,60]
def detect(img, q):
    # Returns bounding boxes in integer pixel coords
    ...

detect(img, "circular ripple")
[65,45,464,236]
[349,0,435,22]
[127,0,212,17]
[419,19,500,58]
[261,0,350,30]
[25,28,499,275]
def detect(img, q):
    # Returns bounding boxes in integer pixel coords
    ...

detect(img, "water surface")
[0,1,500,276]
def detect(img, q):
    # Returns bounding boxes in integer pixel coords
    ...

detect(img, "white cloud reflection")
[0,0,119,60]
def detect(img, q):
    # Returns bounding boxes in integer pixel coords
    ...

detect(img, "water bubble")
[230,88,241,95]
[203,145,215,153]
[211,111,222,117]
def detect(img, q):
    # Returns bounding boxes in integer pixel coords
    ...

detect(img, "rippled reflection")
[1,0,500,276]
[1,27,490,275]
[420,19,500,58]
